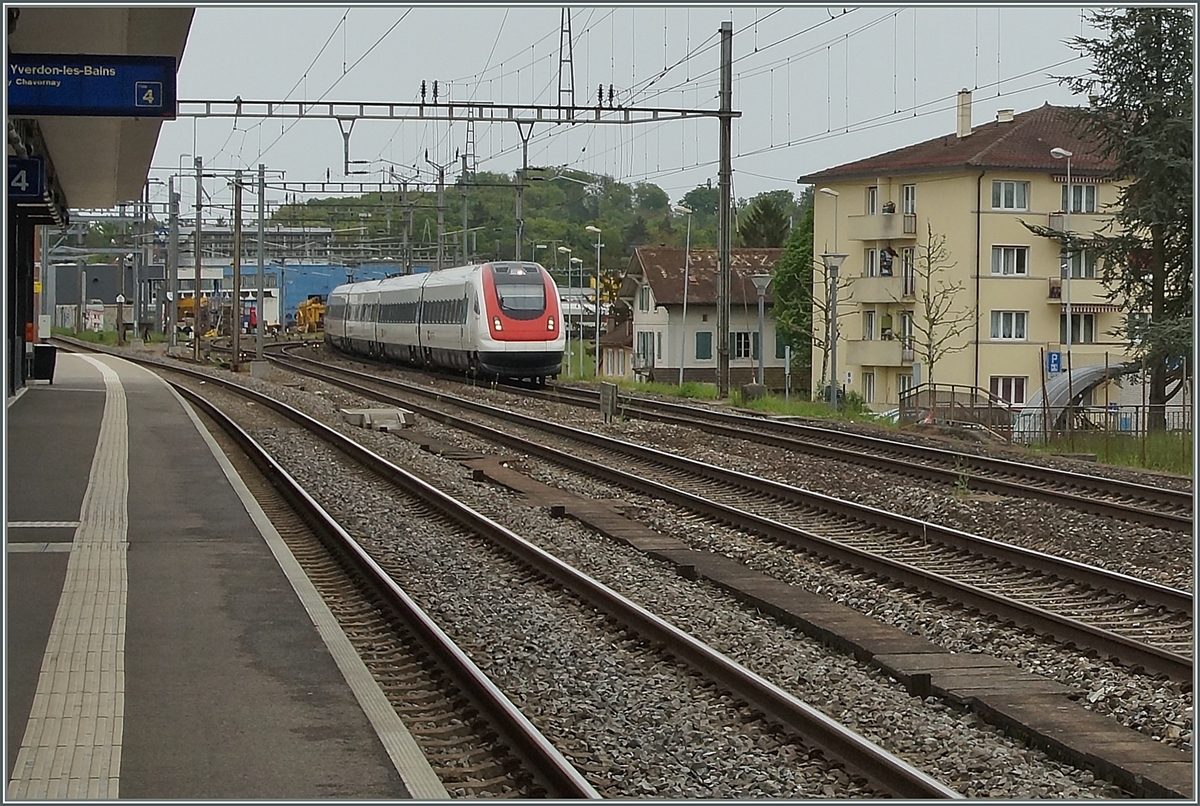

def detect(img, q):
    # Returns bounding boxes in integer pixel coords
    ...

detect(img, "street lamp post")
[821,252,847,409]
[1051,147,1073,374]
[818,189,842,400]
[558,245,574,375]
[586,225,603,377]
[672,204,693,385]
[751,274,772,386]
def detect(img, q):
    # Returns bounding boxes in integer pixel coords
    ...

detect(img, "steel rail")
[73,341,962,800]
[271,352,1192,682]
[542,384,1193,532]
[168,380,601,800]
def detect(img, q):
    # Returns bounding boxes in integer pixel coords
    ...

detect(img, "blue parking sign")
[1048,351,1062,374]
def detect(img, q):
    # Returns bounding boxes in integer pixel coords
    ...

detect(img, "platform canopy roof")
[6,7,194,215]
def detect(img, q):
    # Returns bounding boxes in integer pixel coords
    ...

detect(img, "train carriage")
[327,261,564,382]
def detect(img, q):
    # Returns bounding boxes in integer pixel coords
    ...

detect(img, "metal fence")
[1012,403,1193,444]
[897,383,1016,442]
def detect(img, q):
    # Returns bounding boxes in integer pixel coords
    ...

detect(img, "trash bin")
[32,343,57,383]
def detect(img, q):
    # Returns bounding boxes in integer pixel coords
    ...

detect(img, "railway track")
[172,381,598,799]
[129,351,960,799]
[536,383,1193,533]
[270,349,1193,683]
[53,340,1191,797]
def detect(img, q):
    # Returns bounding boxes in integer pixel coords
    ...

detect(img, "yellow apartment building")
[799,94,1128,414]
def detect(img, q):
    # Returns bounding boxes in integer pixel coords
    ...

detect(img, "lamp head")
[671,204,692,215]
[557,246,571,254]
[586,225,601,234]
[820,252,848,273]
[819,187,839,197]
[535,243,547,249]
[1050,147,1073,160]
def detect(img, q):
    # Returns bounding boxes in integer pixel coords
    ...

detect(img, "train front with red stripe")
[326,261,565,383]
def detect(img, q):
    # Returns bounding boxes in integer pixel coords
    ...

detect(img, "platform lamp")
[671,204,693,385]
[751,274,772,386]
[558,245,574,375]
[1051,147,1073,375]
[821,252,847,409]
[586,225,603,377]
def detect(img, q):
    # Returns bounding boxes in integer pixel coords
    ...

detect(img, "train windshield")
[492,267,546,318]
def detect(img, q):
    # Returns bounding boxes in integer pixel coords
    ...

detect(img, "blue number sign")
[8,156,45,200]
[8,53,177,118]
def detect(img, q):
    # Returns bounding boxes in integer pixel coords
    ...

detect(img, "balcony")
[846,338,913,368]
[850,274,907,304]
[1049,278,1062,299]
[1047,211,1110,238]
[845,212,917,242]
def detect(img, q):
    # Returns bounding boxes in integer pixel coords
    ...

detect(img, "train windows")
[493,278,546,319]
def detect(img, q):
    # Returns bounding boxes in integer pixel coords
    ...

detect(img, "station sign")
[7,53,177,118]
[8,156,45,200]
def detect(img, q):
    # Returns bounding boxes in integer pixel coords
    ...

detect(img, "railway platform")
[6,350,445,800]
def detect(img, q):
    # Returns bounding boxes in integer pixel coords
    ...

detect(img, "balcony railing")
[846,337,913,367]
[849,274,904,304]
[1049,278,1062,299]
[1048,211,1109,237]
[845,212,918,242]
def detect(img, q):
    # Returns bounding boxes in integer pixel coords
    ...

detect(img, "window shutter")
[752,332,760,359]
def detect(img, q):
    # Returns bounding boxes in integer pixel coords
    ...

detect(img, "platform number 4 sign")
[8,157,45,200]
[135,81,163,108]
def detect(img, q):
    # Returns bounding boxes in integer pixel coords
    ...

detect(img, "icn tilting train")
[325,261,566,384]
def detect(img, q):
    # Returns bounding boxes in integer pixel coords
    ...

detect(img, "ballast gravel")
[162,356,1165,798]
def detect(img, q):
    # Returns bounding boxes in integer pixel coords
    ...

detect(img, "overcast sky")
[150,5,1100,211]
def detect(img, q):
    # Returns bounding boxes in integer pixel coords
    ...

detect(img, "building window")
[991,180,1029,210]
[775,333,788,359]
[862,371,875,403]
[864,247,878,278]
[989,310,1027,340]
[1063,249,1097,279]
[1060,312,1096,344]
[1061,183,1097,214]
[636,331,654,365]
[902,184,916,215]
[898,372,914,395]
[901,247,916,296]
[866,185,878,215]
[863,310,875,341]
[695,331,713,360]
[732,331,753,359]
[991,246,1029,276]
[990,376,1027,405]
[637,284,650,312]
[656,331,662,359]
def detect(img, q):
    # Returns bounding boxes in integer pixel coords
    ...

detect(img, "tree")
[768,188,814,392]
[736,193,791,247]
[1028,8,1193,428]
[899,223,974,385]
[680,184,719,217]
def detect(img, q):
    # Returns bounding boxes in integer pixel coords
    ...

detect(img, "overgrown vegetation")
[1034,431,1191,475]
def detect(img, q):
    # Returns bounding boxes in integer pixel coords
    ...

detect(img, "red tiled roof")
[798,104,1118,182]
[627,247,783,306]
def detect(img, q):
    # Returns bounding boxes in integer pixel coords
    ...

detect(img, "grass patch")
[1032,431,1192,476]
